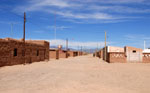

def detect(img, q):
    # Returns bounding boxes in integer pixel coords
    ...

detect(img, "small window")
[37,50,39,56]
[14,48,17,56]
[133,50,136,53]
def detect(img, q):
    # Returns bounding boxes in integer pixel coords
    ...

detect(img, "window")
[37,50,39,56]
[133,50,136,53]
[14,48,17,56]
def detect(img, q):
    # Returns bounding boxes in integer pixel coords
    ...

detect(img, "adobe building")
[59,50,67,59]
[68,50,79,57]
[98,46,149,63]
[49,45,67,60]
[78,51,83,56]
[0,38,49,67]
[125,46,143,62]
[106,46,126,63]
[143,49,150,63]
[49,49,58,59]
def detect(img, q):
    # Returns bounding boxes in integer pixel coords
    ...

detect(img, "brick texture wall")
[59,50,67,58]
[0,38,49,67]
[49,49,67,59]
[107,52,126,63]
[49,50,57,59]
[143,53,150,63]
[68,51,78,57]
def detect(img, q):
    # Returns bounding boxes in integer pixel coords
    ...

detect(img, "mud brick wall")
[49,49,59,59]
[73,51,78,57]
[59,50,67,58]
[68,51,74,57]
[99,50,103,58]
[96,52,100,58]
[0,39,13,66]
[78,51,82,56]
[68,51,78,57]
[49,50,57,59]
[107,52,126,63]
[143,53,150,63]
[0,38,49,67]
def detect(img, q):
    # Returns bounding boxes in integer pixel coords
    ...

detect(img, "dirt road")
[0,55,150,93]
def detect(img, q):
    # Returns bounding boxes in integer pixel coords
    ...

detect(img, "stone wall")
[0,38,49,67]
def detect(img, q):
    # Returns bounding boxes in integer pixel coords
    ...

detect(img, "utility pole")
[105,31,107,61]
[23,12,26,42]
[66,38,68,58]
[23,12,26,64]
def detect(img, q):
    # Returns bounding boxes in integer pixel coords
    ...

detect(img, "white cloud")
[124,34,150,48]
[0,21,21,25]
[12,0,150,23]
[125,34,150,43]
[33,30,45,33]
[76,0,146,4]
[48,39,105,49]
[53,11,114,20]
[88,5,150,14]
[47,25,71,30]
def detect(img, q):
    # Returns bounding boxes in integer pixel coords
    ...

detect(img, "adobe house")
[49,49,58,59]
[106,46,126,63]
[68,50,78,57]
[59,50,67,59]
[68,51,74,57]
[49,45,67,60]
[100,46,124,61]
[78,51,82,56]
[142,49,150,63]
[125,46,143,62]
[0,38,49,67]
[99,50,103,59]
[99,46,144,63]
[73,51,78,57]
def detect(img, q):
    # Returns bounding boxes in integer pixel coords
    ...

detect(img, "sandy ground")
[0,55,150,93]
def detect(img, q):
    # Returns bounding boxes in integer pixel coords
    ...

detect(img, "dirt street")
[0,55,150,93]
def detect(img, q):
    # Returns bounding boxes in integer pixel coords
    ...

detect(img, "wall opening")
[14,48,17,56]
[133,50,136,53]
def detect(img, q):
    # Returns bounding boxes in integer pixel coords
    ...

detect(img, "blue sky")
[0,0,150,49]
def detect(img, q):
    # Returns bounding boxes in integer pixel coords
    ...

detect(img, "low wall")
[68,51,74,57]
[107,52,126,63]
[59,50,67,58]
[143,53,150,63]
[49,50,57,59]
[49,50,68,59]
[68,51,78,57]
